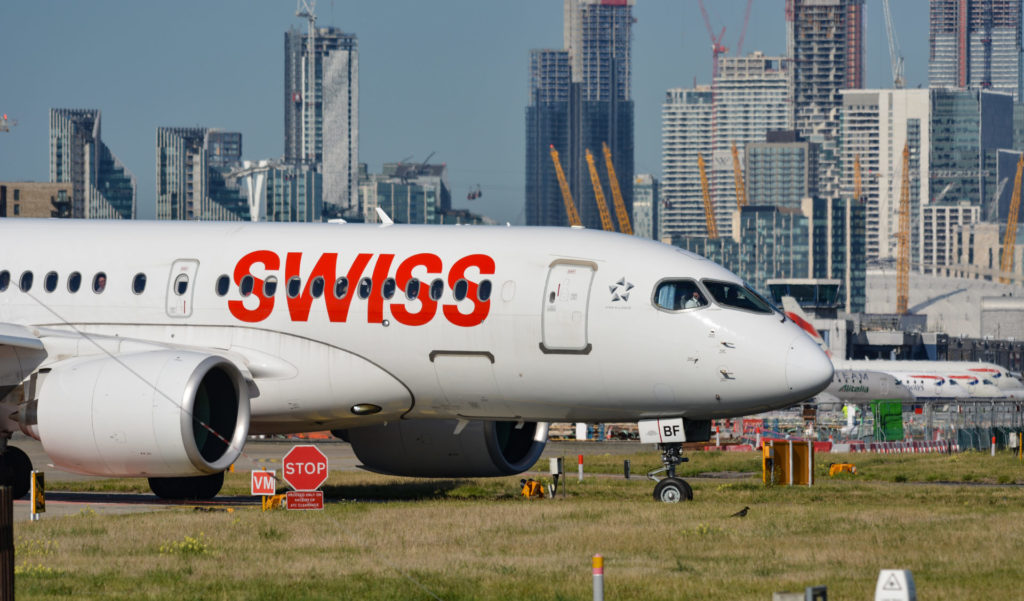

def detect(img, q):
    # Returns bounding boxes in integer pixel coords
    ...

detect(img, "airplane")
[0,220,833,502]
[780,297,1024,402]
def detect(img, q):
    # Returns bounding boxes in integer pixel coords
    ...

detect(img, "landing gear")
[148,472,224,500]
[648,442,693,503]
[0,446,32,499]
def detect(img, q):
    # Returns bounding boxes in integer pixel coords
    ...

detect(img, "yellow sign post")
[30,471,44,521]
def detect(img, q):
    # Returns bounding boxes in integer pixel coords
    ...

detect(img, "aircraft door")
[541,260,595,353]
[166,259,199,318]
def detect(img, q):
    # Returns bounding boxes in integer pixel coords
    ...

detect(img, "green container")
[871,400,904,442]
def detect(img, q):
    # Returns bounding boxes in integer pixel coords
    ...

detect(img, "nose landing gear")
[648,442,692,502]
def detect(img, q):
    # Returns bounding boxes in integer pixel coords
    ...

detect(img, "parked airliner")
[0,220,832,501]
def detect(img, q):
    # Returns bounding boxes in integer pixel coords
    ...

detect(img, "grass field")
[15,449,1024,600]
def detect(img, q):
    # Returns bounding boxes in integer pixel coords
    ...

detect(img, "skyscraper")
[526,0,634,230]
[49,108,136,219]
[929,0,1023,100]
[156,127,248,221]
[284,25,358,215]
[660,86,712,239]
[787,0,864,199]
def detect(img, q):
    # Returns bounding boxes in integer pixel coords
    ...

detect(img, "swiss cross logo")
[282,445,329,491]
[250,470,277,496]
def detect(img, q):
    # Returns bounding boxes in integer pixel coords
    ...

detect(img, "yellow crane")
[698,154,718,239]
[1000,154,1024,284]
[549,145,582,227]
[853,153,862,202]
[601,142,633,235]
[896,144,911,315]
[731,142,748,207]
[585,149,615,232]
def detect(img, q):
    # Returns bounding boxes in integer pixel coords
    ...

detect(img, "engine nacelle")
[345,420,547,478]
[28,351,250,478]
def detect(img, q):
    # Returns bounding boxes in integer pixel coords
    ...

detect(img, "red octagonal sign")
[282,445,329,491]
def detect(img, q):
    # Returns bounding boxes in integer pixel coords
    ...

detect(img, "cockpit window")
[701,280,774,314]
[653,279,705,311]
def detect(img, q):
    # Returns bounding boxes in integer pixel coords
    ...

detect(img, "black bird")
[729,506,749,518]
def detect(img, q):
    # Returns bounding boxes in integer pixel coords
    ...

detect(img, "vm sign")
[282,445,329,491]
[251,470,276,496]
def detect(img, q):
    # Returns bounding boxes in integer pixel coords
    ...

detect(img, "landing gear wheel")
[148,472,224,500]
[653,477,693,503]
[0,446,32,499]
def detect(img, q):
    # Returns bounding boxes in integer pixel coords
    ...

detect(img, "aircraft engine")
[24,351,250,478]
[344,419,547,477]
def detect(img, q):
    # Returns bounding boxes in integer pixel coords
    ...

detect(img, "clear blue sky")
[0,1,927,224]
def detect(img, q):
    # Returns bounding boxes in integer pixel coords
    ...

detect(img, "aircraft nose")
[785,334,834,399]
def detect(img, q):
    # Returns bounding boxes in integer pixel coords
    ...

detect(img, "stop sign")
[282,445,329,491]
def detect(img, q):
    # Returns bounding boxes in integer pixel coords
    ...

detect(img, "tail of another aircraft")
[780,296,831,358]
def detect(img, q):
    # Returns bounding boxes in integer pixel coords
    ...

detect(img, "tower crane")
[601,142,633,235]
[1000,154,1024,284]
[698,155,718,239]
[853,154,862,202]
[896,144,911,314]
[0,114,15,133]
[882,0,905,88]
[731,142,748,208]
[585,149,615,232]
[697,0,728,79]
[549,146,582,227]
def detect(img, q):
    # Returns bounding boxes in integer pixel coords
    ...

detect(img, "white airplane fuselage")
[0,220,832,483]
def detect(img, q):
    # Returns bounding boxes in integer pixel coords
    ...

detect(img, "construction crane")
[585,149,615,232]
[698,155,718,239]
[730,142,748,208]
[549,145,582,227]
[882,0,905,88]
[853,154,862,202]
[0,114,15,133]
[896,144,911,315]
[697,0,728,79]
[601,142,633,235]
[999,154,1024,284]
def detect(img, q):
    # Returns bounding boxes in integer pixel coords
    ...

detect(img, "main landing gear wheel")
[148,472,224,501]
[648,442,693,503]
[0,447,32,499]
[653,477,693,503]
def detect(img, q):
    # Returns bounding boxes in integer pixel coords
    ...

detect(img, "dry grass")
[16,451,1024,600]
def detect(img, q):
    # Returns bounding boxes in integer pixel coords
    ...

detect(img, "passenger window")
[310,276,325,298]
[239,275,255,297]
[173,274,189,296]
[429,279,444,301]
[93,272,107,294]
[215,275,230,297]
[654,279,704,311]
[478,280,492,302]
[357,277,372,299]
[405,278,420,300]
[132,273,146,295]
[0,270,8,292]
[702,280,773,314]
[68,272,81,293]
[382,278,396,299]
[333,277,349,299]
[263,276,278,297]
[287,276,301,299]
[453,279,468,301]
[44,271,58,293]
[19,271,33,292]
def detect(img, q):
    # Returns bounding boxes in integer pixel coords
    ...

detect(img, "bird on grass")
[729,506,749,518]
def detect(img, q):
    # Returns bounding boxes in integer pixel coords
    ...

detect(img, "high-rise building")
[710,52,792,236]
[745,130,819,208]
[632,174,659,240]
[284,25,358,215]
[921,203,980,274]
[526,0,634,231]
[839,89,930,263]
[156,128,248,221]
[787,0,864,199]
[660,86,712,240]
[371,162,451,225]
[929,0,1023,100]
[49,108,136,219]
